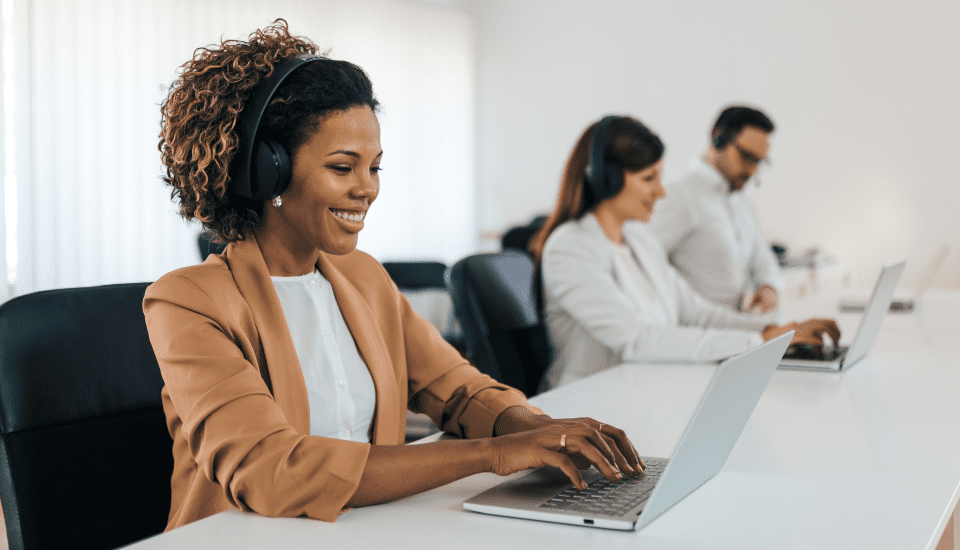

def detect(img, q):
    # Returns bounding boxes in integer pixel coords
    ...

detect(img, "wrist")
[763,322,796,340]
[493,406,552,437]
[473,438,498,476]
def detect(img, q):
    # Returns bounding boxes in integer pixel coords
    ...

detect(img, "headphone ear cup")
[586,116,621,202]
[713,134,725,149]
[605,160,624,198]
[251,140,292,201]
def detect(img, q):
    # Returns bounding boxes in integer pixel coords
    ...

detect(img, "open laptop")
[839,245,949,313]
[779,258,906,371]
[463,332,794,531]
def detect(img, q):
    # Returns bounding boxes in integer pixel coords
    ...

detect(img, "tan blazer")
[144,236,536,530]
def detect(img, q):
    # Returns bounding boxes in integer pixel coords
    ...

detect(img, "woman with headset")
[146,22,644,530]
[528,116,840,391]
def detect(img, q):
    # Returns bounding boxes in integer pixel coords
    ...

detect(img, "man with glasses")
[648,106,783,313]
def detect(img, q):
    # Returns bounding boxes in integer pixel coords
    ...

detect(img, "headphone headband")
[231,53,324,201]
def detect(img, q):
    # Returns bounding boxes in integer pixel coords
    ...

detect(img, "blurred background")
[1,0,957,303]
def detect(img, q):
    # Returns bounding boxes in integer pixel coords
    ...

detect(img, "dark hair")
[159,20,380,243]
[528,116,664,262]
[711,105,775,148]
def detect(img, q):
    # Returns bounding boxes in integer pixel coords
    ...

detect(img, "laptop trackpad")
[470,467,590,507]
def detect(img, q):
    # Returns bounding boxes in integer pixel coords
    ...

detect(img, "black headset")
[584,115,624,202]
[230,53,324,202]
[712,108,739,149]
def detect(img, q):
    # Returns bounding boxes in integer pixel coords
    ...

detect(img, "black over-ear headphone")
[230,53,324,201]
[584,115,624,202]
[712,109,737,149]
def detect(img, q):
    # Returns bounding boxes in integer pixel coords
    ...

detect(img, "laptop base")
[464,462,665,531]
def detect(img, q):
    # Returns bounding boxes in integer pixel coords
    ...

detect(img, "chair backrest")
[0,283,172,550]
[197,232,227,262]
[500,215,548,254]
[448,252,551,396]
[382,261,464,354]
[382,261,447,290]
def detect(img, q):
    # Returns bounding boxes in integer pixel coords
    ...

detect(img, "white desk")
[128,291,960,550]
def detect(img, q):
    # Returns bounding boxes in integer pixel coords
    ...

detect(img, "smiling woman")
[145,21,646,532]
[255,106,383,271]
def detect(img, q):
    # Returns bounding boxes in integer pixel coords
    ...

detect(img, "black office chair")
[448,251,551,397]
[382,260,464,353]
[197,231,227,262]
[500,215,548,254]
[382,261,448,290]
[0,283,172,550]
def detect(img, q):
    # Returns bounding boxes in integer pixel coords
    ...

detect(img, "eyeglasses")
[732,143,771,173]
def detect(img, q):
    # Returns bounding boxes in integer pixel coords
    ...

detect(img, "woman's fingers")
[580,426,618,465]
[600,424,645,474]
[543,452,587,490]
[603,434,635,476]
[791,318,842,347]
[567,418,645,476]
[817,318,841,344]
[560,432,623,481]
[502,417,647,482]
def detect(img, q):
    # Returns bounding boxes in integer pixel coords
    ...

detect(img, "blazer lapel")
[582,214,647,313]
[223,236,311,434]
[317,253,403,445]
[623,224,678,320]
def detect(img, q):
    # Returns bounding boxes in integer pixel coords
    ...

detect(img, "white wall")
[470,0,960,289]
[2,0,474,300]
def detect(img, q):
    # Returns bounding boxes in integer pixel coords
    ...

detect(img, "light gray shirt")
[540,214,770,391]
[272,269,376,442]
[647,157,784,310]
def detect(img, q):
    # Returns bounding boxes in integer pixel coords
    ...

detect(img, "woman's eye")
[329,165,351,173]
[371,166,382,174]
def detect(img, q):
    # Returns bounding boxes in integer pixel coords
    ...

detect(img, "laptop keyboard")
[783,344,847,361]
[536,459,667,517]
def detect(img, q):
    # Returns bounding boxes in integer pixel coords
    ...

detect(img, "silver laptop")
[780,258,906,371]
[463,332,794,531]
[839,245,948,313]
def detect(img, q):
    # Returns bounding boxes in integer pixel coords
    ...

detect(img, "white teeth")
[332,209,365,223]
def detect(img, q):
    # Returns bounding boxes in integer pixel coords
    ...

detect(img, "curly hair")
[159,20,379,243]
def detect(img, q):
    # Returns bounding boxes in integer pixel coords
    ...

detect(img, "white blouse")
[271,269,376,442]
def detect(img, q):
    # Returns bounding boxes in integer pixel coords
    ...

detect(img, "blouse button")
[309,280,316,287]
[338,380,346,388]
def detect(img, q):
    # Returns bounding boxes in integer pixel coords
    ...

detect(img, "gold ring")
[598,423,605,434]
[560,434,567,450]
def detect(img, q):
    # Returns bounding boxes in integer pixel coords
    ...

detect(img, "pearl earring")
[272,195,282,208]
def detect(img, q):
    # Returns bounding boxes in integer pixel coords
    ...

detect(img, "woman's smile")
[330,208,367,225]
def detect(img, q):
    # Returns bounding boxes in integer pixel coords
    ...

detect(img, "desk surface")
[129,290,960,550]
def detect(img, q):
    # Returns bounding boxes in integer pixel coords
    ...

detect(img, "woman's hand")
[492,407,645,487]
[763,318,841,347]
[747,285,779,313]
[486,424,643,489]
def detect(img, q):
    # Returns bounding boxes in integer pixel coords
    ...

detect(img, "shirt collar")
[690,156,731,195]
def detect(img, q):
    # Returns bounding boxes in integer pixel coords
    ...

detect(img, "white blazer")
[540,213,771,390]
